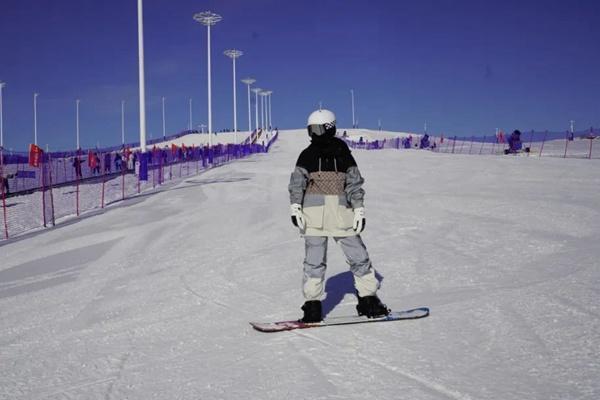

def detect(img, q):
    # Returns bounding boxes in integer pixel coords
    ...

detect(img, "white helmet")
[307,109,336,139]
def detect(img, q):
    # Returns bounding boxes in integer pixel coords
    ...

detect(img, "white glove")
[353,207,366,233]
[290,203,306,230]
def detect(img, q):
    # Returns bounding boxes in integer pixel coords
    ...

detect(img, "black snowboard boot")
[300,300,322,323]
[356,295,390,318]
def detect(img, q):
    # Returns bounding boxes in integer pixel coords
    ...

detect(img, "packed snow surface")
[1,130,599,399]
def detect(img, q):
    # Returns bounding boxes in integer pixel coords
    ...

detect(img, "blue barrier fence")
[0,129,278,240]
[342,128,598,159]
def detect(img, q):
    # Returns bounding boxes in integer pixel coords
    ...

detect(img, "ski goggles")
[307,122,336,137]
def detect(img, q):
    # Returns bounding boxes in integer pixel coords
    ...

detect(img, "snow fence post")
[528,130,534,156]
[47,153,55,227]
[479,135,486,155]
[563,131,569,158]
[76,151,81,217]
[63,155,67,183]
[121,155,126,201]
[101,157,106,209]
[539,130,548,158]
[41,156,47,228]
[0,149,8,239]
[588,128,594,159]
[451,136,457,154]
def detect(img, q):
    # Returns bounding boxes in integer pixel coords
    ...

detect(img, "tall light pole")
[350,89,355,129]
[76,99,80,149]
[162,96,166,139]
[121,100,125,145]
[270,92,273,130]
[251,88,261,132]
[0,81,5,148]
[224,49,243,144]
[264,90,273,131]
[188,98,193,131]
[194,11,222,148]
[259,91,268,132]
[33,93,39,145]
[137,0,147,153]
[241,78,255,133]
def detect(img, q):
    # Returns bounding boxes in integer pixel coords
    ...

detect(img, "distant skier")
[288,109,389,323]
[114,153,122,171]
[420,134,430,149]
[1,172,15,196]
[507,130,523,153]
[72,156,83,179]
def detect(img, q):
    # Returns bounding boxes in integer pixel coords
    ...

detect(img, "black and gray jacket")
[288,137,365,237]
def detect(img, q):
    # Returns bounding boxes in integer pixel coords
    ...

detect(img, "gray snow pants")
[302,235,380,301]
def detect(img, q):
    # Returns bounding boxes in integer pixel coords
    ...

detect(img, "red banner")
[171,144,178,155]
[28,144,43,168]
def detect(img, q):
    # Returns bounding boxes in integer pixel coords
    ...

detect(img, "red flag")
[171,143,178,155]
[28,144,44,167]
[181,143,187,152]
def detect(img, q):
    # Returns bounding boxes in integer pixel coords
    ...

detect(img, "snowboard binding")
[300,300,323,323]
[356,295,390,318]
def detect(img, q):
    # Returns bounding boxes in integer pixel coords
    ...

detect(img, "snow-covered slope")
[1,130,598,399]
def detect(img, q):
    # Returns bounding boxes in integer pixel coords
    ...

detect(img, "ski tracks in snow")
[290,329,473,400]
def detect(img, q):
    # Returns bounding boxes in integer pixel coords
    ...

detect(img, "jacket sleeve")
[345,166,365,209]
[288,166,309,205]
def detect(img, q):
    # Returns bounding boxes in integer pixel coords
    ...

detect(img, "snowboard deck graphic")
[250,307,429,333]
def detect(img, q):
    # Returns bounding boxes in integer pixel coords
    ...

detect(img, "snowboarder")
[288,109,389,323]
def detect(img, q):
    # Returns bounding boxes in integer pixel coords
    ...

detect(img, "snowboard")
[250,307,429,333]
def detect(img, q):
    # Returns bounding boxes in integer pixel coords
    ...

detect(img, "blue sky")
[1,0,599,151]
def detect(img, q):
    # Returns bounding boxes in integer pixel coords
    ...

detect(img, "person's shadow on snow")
[322,270,384,318]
